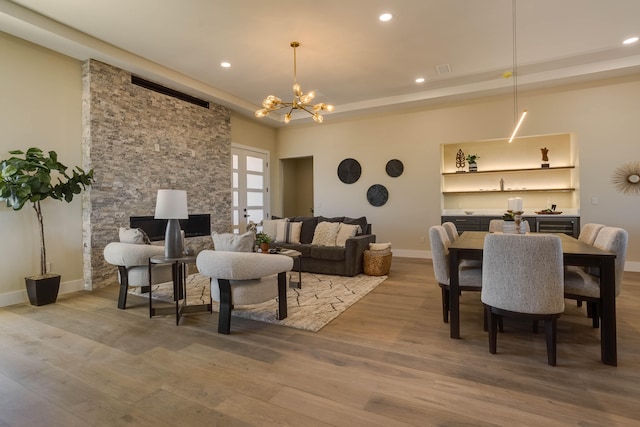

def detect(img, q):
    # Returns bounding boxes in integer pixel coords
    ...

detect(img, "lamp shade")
[154,189,188,219]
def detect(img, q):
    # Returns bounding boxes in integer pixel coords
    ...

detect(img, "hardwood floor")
[1,258,639,426]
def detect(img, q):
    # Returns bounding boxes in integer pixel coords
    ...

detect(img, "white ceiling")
[2,0,640,126]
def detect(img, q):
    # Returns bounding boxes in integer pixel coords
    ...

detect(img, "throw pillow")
[311,221,340,246]
[369,242,391,251]
[119,227,151,244]
[282,221,302,244]
[343,216,368,235]
[335,223,360,247]
[293,216,318,244]
[262,218,288,241]
[212,231,255,252]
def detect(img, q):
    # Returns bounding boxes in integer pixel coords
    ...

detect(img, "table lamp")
[154,189,188,259]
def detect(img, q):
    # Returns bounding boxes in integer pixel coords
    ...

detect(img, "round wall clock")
[386,159,404,177]
[367,184,389,207]
[337,158,362,184]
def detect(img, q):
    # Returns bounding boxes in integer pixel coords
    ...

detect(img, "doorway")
[282,156,314,217]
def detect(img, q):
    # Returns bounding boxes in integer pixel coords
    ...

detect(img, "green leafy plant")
[502,211,515,221]
[0,148,94,277]
[255,232,272,244]
[465,154,480,163]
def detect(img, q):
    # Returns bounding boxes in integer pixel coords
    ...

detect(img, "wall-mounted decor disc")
[367,184,389,207]
[337,158,361,184]
[386,159,404,177]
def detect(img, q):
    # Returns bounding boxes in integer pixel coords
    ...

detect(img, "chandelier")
[255,41,334,124]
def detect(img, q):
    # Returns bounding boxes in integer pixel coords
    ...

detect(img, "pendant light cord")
[512,0,518,125]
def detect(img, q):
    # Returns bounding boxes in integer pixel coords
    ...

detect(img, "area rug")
[131,272,387,332]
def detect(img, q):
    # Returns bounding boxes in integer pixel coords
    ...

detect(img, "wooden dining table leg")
[600,256,617,366]
[449,250,461,339]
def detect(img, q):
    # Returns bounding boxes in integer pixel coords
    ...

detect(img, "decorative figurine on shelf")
[541,147,550,168]
[456,149,466,173]
[466,154,479,172]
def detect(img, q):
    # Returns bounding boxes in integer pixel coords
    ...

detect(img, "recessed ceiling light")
[379,13,393,22]
[220,62,231,68]
[415,77,425,84]
[623,36,639,45]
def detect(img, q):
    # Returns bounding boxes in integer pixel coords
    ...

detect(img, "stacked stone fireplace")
[82,60,232,290]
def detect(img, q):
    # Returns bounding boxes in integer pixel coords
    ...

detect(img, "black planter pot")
[25,274,61,306]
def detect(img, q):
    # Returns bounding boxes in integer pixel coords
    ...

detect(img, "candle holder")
[513,211,525,234]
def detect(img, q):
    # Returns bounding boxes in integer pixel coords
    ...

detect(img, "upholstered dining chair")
[578,223,606,245]
[442,222,459,242]
[564,226,628,328]
[488,219,530,233]
[481,234,565,366]
[196,250,293,334]
[429,225,482,323]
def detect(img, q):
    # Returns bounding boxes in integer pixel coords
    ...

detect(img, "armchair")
[103,242,173,309]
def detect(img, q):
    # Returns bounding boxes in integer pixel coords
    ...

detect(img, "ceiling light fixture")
[379,13,393,22]
[415,77,425,83]
[255,41,334,124]
[623,36,639,45]
[508,0,526,143]
[220,62,231,68]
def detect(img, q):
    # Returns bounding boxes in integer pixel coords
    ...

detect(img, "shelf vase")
[468,162,477,172]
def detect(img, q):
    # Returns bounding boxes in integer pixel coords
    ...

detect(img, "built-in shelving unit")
[441,133,579,211]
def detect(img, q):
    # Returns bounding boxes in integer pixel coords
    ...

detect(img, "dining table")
[448,231,618,366]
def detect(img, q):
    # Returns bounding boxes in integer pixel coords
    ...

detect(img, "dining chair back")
[578,223,605,245]
[429,225,482,323]
[564,226,628,328]
[442,222,459,242]
[481,233,564,366]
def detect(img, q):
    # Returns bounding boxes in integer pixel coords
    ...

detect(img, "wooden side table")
[148,254,212,325]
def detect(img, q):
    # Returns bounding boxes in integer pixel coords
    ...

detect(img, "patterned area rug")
[132,272,387,332]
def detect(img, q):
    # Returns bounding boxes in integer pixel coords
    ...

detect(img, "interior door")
[231,146,269,234]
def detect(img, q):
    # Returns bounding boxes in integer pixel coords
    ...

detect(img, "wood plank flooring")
[1,258,639,426]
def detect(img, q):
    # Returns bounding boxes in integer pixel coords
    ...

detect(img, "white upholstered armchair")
[103,242,173,309]
[196,251,294,334]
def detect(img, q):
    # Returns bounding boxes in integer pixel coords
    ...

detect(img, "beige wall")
[0,33,84,304]
[277,76,640,266]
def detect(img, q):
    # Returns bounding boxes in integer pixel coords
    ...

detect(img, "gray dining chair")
[571,222,606,307]
[429,225,482,323]
[442,222,459,242]
[564,226,628,328]
[481,233,565,366]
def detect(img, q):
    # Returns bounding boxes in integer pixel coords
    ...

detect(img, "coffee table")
[272,248,302,288]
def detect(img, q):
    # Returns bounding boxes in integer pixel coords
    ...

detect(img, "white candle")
[508,198,515,211]
[514,197,523,212]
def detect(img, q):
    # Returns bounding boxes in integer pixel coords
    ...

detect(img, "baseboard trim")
[0,278,85,308]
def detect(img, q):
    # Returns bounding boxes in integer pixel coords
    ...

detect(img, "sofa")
[262,216,376,277]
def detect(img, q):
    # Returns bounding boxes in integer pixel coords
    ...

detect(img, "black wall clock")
[386,159,404,177]
[337,158,362,184]
[367,184,389,207]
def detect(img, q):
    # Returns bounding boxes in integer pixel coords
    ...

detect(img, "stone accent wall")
[82,60,232,290]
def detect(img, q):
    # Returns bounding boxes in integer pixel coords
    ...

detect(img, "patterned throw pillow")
[335,223,360,247]
[119,227,151,244]
[311,221,341,246]
[212,231,256,252]
[262,218,288,241]
[282,221,302,244]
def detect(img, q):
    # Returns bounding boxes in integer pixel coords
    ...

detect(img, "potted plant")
[255,232,272,253]
[466,154,480,172]
[0,148,94,305]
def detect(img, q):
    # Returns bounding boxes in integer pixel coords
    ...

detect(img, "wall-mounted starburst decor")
[612,161,640,196]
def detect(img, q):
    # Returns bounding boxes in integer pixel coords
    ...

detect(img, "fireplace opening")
[129,214,211,241]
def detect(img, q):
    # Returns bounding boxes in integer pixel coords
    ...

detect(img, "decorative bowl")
[464,210,474,215]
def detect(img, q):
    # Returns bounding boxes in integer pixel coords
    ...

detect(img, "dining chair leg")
[545,318,557,366]
[441,286,449,323]
[488,309,498,355]
[589,301,600,328]
[532,320,539,334]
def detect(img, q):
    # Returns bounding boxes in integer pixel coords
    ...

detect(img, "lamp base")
[164,219,184,259]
